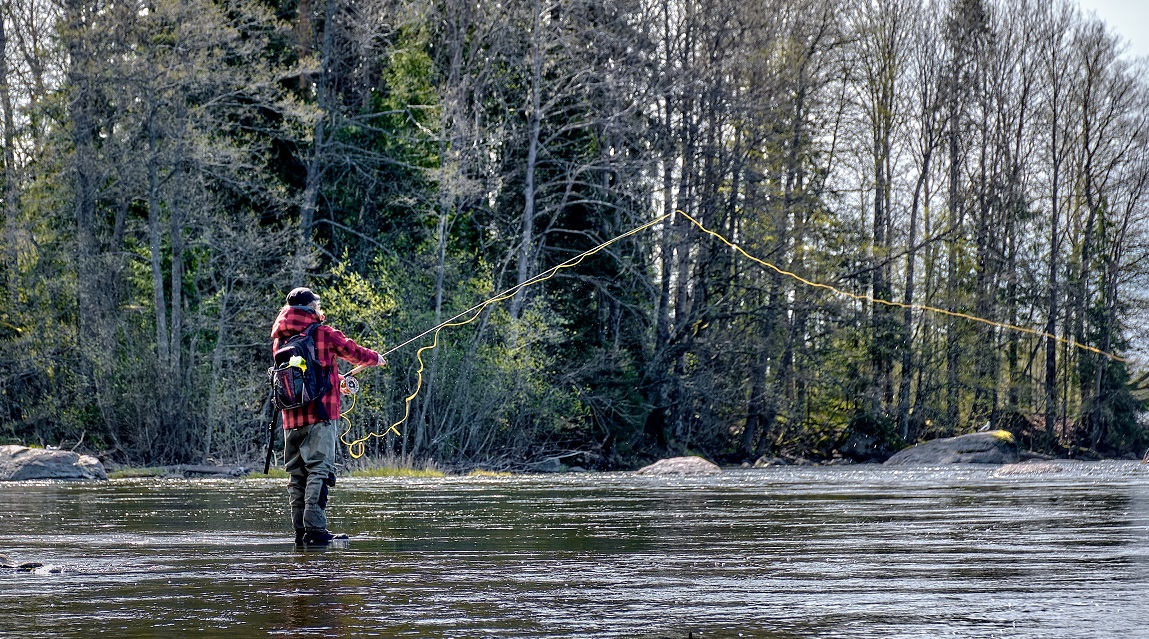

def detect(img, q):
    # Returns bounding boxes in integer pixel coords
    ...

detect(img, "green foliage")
[322,258,399,353]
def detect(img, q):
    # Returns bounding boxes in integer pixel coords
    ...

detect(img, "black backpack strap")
[304,323,331,398]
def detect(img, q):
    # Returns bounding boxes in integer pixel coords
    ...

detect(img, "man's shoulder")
[273,309,319,334]
[315,324,349,341]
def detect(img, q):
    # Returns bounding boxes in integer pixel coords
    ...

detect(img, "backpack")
[269,323,330,410]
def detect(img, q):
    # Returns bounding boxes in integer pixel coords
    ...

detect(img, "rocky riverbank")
[0,445,106,481]
[0,445,249,481]
[2,437,1137,482]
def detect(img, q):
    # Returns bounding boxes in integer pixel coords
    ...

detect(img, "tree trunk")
[510,0,544,321]
[295,0,337,281]
[205,279,231,459]
[945,119,962,428]
[169,163,185,378]
[66,0,100,321]
[899,150,929,438]
[146,114,170,367]
[0,8,18,295]
[1045,88,1061,442]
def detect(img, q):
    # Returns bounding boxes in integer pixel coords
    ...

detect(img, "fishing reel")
[339,375,361,396]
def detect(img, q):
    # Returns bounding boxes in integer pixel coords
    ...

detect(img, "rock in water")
[883,430,1019,466]
[0,445,107,481]
[636,456,721,475]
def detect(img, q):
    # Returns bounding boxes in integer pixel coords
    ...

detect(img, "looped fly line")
[339,213,673,458]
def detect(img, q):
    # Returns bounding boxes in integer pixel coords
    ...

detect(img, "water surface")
[1,462,1146,638]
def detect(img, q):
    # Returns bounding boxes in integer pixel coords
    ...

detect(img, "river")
[0,462,1146,638]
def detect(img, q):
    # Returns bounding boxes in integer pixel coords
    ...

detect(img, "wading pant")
[284,420,338,532]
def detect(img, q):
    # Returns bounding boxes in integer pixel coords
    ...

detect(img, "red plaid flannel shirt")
[271,305,381,430]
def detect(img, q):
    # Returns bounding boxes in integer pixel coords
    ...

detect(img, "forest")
[1,0,1148,469]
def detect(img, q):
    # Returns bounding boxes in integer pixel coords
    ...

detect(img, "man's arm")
[321,326,384,367]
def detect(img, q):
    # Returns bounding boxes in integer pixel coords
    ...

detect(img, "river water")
[0,462,1146,638]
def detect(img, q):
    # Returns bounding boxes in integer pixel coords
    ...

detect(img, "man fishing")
[270,287,385,545]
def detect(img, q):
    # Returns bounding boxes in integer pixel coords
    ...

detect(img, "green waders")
[284,420,338,536]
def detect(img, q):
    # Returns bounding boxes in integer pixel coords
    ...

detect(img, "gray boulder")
[636,456,721,475]
[884,430,1019,466]
[0,445,107,481]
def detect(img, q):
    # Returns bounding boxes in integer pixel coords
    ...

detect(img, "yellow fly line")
[676,210,1123,363]
[340,212,673,458]
[340,209,1122,458]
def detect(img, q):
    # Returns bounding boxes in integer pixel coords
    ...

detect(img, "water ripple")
[0,461,1146,638]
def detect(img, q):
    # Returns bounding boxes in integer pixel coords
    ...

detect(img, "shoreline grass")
[349,466,446,478]
[344,454,448,478]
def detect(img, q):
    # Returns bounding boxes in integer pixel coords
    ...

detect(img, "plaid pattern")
[271,305,381,430]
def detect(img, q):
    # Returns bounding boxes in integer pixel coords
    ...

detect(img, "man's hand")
[376,353,387,367]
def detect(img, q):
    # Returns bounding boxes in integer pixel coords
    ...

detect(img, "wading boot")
[301,529,349,545]
[294,528,305,545]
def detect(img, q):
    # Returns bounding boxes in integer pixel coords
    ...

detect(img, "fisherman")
[271,287,385,545]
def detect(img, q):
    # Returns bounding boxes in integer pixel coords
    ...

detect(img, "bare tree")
[896,0,948,439]
[1036,0,1077,439]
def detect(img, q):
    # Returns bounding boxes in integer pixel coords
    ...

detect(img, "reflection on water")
[0,462,1147,638]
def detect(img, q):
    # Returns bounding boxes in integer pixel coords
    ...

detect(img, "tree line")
[1,0,1147,468]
